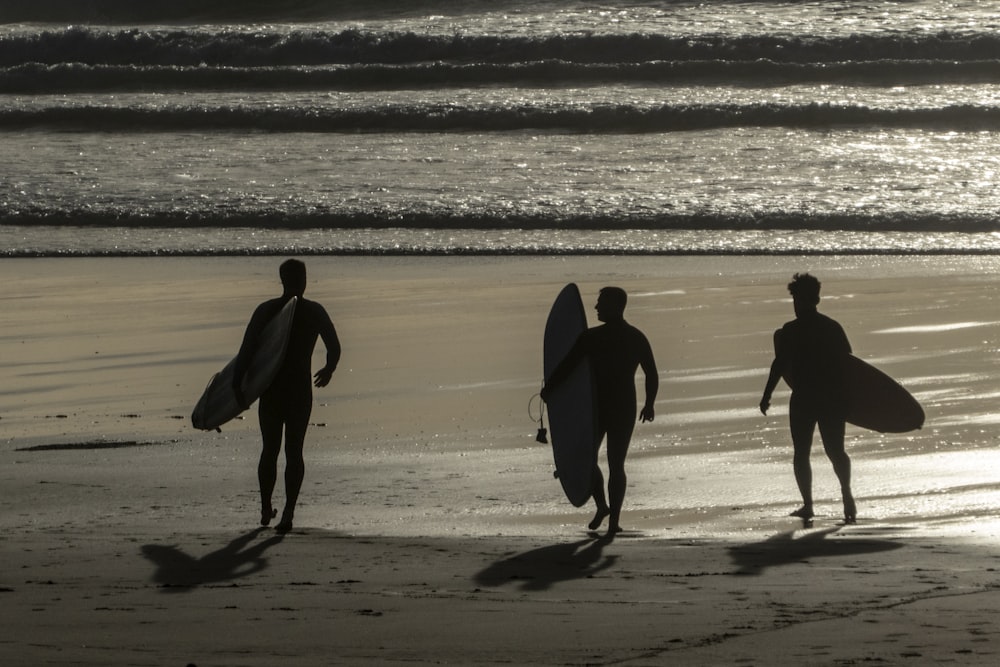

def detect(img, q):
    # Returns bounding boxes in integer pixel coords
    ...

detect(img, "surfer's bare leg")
[605,420,634,536]
[589,506,610,531]
[258,406,284,526]
[589,463,610,530]
[819,416,855,522]
[276,410,309,533]
[840,494,857,524]
[788,398,815,518]
[277,443,304,531]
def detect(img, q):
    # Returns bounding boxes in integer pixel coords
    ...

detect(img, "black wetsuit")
[546,319,658,520]
[234,295,340,525]
[775,311,853,508]
[776,311,851,416]
[552,320,657,433]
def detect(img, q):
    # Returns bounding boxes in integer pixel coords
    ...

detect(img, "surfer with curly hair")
[234,259,341,533]
[543,286,658,537]
[760,273,856,524]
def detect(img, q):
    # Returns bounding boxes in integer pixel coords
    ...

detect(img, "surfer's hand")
[639,405,654,423]
[314,366,334,388]
[759,396,770,415]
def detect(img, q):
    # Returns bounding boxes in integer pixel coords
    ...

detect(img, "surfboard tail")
[190,372,221,430]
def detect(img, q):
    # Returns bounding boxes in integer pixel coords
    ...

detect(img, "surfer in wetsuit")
[542,287,658,538]
[233,259,341,533]
[760,273,856,524]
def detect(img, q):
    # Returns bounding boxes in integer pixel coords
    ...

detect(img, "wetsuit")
[547,319,658,521]
[234,295,340,526]
[775,311,852,511]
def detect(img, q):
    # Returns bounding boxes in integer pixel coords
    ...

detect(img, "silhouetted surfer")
[760,273,856,524]
[234,259,341,533]
[542,287,658,537]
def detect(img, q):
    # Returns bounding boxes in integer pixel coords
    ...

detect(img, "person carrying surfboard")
[759,273,857,524]
[542,286,658,537]
[233,259,341,533]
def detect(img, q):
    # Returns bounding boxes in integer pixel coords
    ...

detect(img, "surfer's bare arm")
[313,306,341,389]
[639,336,658,423]
[540,356,572,401]
[313,368,333,388]
[540,337,586,402]
[760,358,782,415]
[837,322,852,356]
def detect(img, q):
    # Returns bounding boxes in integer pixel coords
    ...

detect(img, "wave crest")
[4,102,1000,133]
[4,27,1000,68]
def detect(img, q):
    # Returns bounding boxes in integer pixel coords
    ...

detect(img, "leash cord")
[529,386,548,443]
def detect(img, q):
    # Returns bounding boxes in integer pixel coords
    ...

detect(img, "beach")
[3,255,1000,665]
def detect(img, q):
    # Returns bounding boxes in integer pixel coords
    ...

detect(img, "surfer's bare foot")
[790,506,814,520]
[588,507,610,531]
[275,511,294,533]
[261,508,277,527]
[843,496,857,524]
[605,524,623,539]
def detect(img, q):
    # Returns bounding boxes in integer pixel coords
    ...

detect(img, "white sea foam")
[873,322,999,334]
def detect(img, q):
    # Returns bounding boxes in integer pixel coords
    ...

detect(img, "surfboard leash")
[529,388,548,443]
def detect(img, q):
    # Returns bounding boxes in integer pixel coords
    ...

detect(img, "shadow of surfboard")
[474,536,617,591]
[728,526,904,576]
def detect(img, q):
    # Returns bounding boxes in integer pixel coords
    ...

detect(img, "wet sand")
[3,255,1000,665]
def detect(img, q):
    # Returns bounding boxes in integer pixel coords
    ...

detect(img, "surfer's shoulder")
[259,297,285,309]
[779,319,799,336]
[251,297,285,320]
[618,320,649,342]
[296,297,334,324]
[297,297,327,312]
[817,311,842,325]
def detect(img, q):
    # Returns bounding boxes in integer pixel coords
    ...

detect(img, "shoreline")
[4,255,1000,537]
[6,225,1000,259]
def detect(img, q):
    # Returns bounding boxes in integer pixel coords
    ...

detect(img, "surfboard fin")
[536,427,548,443]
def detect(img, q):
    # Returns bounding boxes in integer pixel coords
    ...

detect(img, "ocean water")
[3,0,1000,256]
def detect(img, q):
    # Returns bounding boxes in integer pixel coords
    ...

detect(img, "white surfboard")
[543,284,599,507]
[191,297,297,431]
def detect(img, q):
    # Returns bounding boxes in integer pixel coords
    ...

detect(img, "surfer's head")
[280,259,307,297]
[788,272,820,316]
[596,286,627,322]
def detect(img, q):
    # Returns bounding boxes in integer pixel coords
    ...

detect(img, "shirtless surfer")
[233,259,341,532]
[760,273,857,524]
[542,287,658,537]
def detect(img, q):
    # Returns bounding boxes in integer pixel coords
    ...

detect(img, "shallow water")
[4,1,1000,255]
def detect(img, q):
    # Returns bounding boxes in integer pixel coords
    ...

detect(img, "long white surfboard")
[191,297,297,431]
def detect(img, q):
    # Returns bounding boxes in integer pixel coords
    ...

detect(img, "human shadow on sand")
[728,526,904,576]
[474,535,618,591]
[141,528,284,592]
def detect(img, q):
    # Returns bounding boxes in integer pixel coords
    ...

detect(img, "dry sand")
[3,255,1000,665]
